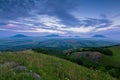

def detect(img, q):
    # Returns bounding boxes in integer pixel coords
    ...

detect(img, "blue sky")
[0,0,120,38]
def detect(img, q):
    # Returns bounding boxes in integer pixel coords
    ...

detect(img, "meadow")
[0,50,115,80]
[100,45,120,67]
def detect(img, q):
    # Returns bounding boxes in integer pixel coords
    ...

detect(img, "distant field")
[100,45,120,67]
[0,50,115,80]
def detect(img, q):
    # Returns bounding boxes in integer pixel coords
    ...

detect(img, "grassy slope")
[0,50,115,80]
[100,46,120,67]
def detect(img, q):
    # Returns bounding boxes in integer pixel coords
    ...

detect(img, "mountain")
[0,38,118,51]
[38,38,117,49]
[93,35,106,38]
[45,34,61,37]
[12,34,28,38]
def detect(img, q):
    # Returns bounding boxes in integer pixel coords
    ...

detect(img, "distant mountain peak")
[45,34,61,37]
[12,34,28,38]
[93,35,106,38]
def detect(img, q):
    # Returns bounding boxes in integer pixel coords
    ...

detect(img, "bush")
[74,48,113,56]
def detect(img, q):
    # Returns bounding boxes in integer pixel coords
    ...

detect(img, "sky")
[0,0,120,38]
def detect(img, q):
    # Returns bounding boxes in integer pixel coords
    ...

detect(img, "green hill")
[0,50,115,80]
[100,45,120,67]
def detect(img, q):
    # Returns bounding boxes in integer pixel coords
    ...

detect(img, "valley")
[0,37,120,79]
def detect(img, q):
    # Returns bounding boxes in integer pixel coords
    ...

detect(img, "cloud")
[0,0,119,36]
[95,25,120,32]
[9,27,65,34]
[35,15,66,28]
[6,24,17,28]
[0,0,81,28]
[0,28,7,31]
[58,26,95,33]
[0,13,118,35]
[0,0,79,19]
[80,18,112,28]
[111,13,120,19]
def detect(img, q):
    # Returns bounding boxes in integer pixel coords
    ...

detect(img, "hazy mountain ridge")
[93,34,106,38]
[0,37,119,50]
[12,34,28,38]
[45,34,61,37]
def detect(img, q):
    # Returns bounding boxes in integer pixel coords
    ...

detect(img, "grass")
[100,46,120,67]
[0,50,115,80]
